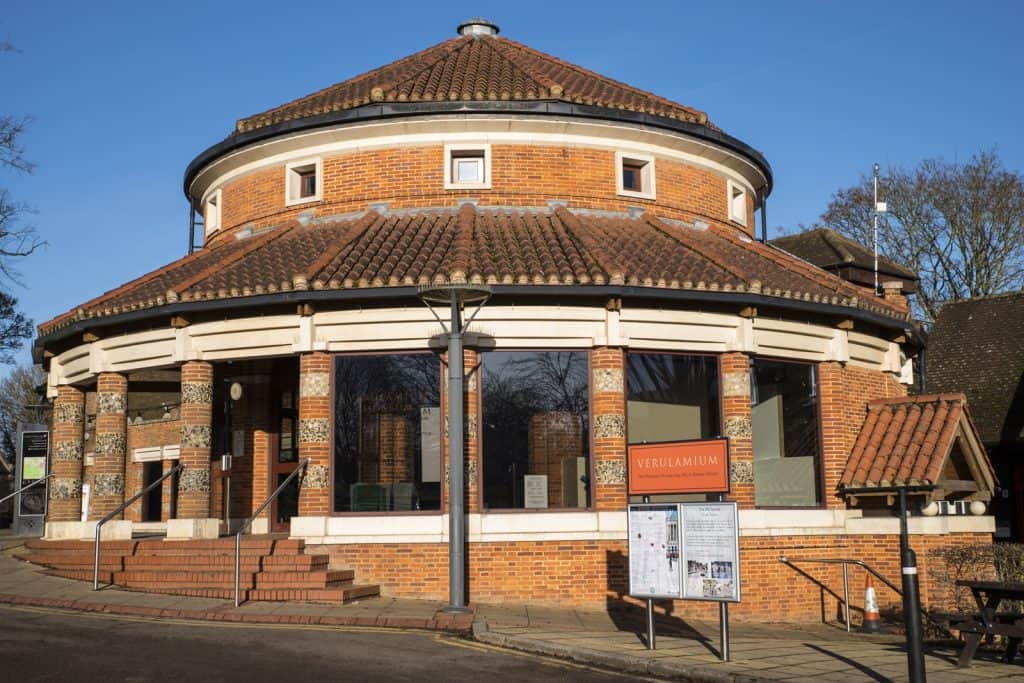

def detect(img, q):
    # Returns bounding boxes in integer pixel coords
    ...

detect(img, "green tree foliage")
[821,149,1024,322]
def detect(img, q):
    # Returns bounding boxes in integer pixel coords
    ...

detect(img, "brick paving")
[3,534,1024,681]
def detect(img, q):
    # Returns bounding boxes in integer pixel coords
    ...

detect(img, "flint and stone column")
[92,373,128,519]
[592,347,627,510]
[171,360,218,538]
[721,352,754,508]
[48,385,86,524]
[297,352,331,522]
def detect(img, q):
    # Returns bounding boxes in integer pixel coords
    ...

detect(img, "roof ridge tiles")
[868,393,967,407]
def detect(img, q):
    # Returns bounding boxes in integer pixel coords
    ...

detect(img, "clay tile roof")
[770,228,918,290]
[37,207,911,337]
[926,290,1024,445]
[233,32,712,135]
[840,393,996,492]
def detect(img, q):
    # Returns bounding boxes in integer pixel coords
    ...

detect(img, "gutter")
[34,284,915,363]
[183,101,774,199]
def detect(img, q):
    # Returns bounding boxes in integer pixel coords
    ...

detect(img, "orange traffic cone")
[859,574,887,633]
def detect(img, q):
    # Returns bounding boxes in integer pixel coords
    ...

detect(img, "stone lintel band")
[178,360,214,519]
[298,352,331,517]
[49,385,86,522]
[91,372,128,519]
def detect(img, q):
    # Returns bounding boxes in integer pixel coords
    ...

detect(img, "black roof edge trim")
[34,285,913,364]
[183,101,773,199]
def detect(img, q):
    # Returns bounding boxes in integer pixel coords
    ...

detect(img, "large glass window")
[626,353,721,503]
[751,359,822,507]
[626,353,721,444]
[481,351,589,510]
[333,354,442,513]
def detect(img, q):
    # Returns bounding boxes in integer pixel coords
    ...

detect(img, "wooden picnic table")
[952,580,1024,667]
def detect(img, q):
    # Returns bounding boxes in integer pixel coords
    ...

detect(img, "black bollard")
[899,488,927,683]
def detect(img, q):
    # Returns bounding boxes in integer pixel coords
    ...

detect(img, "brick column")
[92,372,128,519]
[298,353,331,516]
[49,385,86,522]
[161,459,174,521]
[721,352,754,508]
[592,347,627,510]
[178,361,213,518]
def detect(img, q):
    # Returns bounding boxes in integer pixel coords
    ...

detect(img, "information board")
[680,502,740,602]
[627,504,682,599]
[18,430,49,517]
[627,438,730,495]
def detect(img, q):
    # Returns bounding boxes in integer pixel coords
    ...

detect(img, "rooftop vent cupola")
[457,18,500,36]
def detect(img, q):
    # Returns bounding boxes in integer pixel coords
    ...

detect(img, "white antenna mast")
[872,163,887,295]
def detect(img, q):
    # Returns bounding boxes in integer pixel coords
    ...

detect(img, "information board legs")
[720,602,730,662]
[646,598,656,650]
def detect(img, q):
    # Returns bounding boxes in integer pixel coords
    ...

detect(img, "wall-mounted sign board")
[627,438,730,495]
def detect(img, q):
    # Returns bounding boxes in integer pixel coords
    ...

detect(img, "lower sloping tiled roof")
[38,206,909,337]
[926,291,1024,445]
[839,393,996,500]
[770,228,918,292]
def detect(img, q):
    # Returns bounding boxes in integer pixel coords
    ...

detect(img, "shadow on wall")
[603,549,716,650]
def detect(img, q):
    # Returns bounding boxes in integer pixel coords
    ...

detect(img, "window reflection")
[333,354,442,512]
[482,351,590,510]
[751,359,822,507]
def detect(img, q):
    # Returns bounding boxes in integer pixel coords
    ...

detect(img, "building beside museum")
[27,19,996,621]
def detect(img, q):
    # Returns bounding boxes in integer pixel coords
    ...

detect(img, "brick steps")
[21,537,377,604]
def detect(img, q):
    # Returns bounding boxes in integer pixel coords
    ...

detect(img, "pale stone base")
[289,516,328,538]
[45,520,133,541]
[250,518,270,535]
[166,518,220,539]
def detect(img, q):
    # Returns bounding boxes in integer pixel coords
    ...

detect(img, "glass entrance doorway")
[271,364,299,532]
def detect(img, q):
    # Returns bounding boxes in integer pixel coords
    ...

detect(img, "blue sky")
[2,1,1022,368]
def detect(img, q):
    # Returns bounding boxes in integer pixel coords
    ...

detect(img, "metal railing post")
[233,457,309,608]
[93,463,184,591]
[843,561,851,633]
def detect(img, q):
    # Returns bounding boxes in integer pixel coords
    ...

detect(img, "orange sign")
[627,438,730,495]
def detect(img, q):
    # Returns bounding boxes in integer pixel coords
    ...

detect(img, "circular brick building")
[34,20,994,619]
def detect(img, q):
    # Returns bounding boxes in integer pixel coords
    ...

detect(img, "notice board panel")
[627,504,682,599]
[680,502,740,602]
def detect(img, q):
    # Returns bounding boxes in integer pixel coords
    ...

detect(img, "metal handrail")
[0,473,54,505]
[234,457,310,607]
[779,556,900,633]
[93,463,185,590]
[779,555,949,635]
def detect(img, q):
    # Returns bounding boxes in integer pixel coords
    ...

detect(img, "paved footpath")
[3,535,1024,682]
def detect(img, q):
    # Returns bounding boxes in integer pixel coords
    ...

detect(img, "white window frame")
[285,158,323,206]
[728,180,748,227]
[204,188,222,236]
[444,143,491,190]
[615,151,656,200]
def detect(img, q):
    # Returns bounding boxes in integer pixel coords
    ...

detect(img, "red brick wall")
[324,530,989,621]
[124,418,181,522]
[298,352,331,516]
[210,144,748,247]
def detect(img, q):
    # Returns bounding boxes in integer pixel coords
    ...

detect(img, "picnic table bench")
[946,580,1024,667]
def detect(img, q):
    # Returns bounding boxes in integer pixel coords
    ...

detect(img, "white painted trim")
[443,143,491,190]
[289,508,994,545]
[204,188,222,236]
[614,150,656,200]
[162,444,180,460]
[727,179,747,227]
[284,157,323,206]
[187,116,764,207]
[133,446,162,463]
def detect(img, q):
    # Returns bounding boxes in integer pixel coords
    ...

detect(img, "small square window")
[615,151,655,199]
[728,181,748,226]
[204,189,221,236]
[286,158,322,206]
[444,144,491,189]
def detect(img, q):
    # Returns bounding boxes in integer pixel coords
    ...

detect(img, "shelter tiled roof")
[926,291,1024,445]
[770,228,918,290]
[234,32,712,135]
[840,393,994,491]
[38,206,909,336]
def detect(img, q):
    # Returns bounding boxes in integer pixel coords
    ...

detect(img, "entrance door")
[141,461,163,522]
[271,380,300,532]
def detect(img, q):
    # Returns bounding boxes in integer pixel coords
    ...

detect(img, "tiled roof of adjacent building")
[38,206,909,337]
[770,228,918,291]
[926,291,1024,445]
[839,393,994,491]
[234,27,712,135]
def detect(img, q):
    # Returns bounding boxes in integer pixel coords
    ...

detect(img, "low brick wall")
[324,531,990,622]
